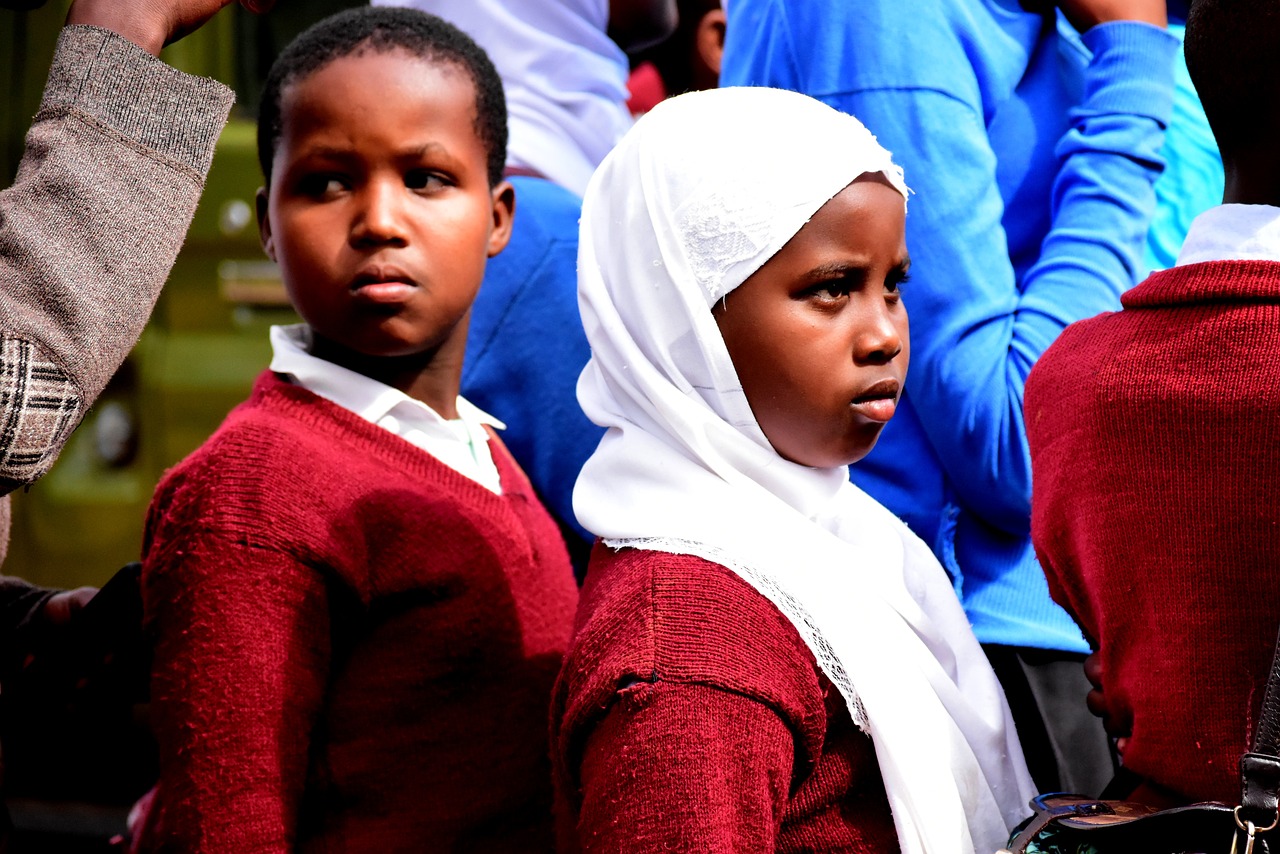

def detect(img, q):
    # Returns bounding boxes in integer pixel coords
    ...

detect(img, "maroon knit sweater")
[1027,259,1280,804]
[135,370,578,852]
[552,545,900,852]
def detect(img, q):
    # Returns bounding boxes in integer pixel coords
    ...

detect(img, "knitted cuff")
[39,25,235,175]
[1079,21,1179,125]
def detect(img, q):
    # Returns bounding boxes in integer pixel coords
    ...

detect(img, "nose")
[853,298,905,366]
[350,178,408,248]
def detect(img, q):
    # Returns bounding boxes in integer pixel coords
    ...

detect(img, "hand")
[40,586,96,627]
[1083,652,1133,752]
[66,0,277,57]
[1055,0,1167,31]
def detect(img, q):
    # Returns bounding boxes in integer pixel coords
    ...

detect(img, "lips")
[850,378,900,423]
[350,266,418,304]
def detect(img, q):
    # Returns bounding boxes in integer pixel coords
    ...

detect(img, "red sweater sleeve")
[139,532,331,852]
[576,679,794,852]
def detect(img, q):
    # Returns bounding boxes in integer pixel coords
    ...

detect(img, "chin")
[836,431,886,468]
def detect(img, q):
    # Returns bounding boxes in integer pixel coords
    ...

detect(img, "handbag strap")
[1239,622,1280,830]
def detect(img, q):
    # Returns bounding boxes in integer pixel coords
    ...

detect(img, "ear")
[486,180,516,258]
[698,8,727,77]
[256,187,277,262]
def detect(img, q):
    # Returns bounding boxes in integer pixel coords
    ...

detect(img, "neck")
[1223,147,1280,208]
[309,333,466,420]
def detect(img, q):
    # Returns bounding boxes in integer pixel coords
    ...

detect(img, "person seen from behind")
[551,86,1035,854]
[1027,0,1280,810]
[130,7,578,850]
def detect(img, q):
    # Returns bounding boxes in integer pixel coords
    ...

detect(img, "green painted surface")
[5,116,297,585]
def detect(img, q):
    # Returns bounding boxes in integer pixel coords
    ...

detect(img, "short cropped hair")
[256,6,508,187]
[1185,0,1280,155]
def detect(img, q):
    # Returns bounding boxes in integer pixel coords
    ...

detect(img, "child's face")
[714,175,909,469]
[258,50,513,369]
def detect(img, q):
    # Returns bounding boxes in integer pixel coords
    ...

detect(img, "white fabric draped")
[373,0,632,196]
[573,86,1035,854]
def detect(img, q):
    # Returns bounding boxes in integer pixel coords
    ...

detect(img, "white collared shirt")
[1176,204,1280,267]
[269,324,505,494]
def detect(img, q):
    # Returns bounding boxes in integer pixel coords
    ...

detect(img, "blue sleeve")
[906,22,1176,532]
[1144,22,1223,272]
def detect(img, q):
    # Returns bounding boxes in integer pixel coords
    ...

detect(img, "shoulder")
[473,177,580,328]
[498,176,581,259]
[144,372,375,550]
[159,375,331,484]
[724,0,980,98]
[1025,306,1125,441]
[555,545,827,754]
[508,176,582,226]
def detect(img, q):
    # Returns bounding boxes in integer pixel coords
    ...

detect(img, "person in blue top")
[722,0,1179,794]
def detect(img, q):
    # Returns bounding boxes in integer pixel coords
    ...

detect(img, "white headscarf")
[574,87,1035,854]
[373,0,632,196]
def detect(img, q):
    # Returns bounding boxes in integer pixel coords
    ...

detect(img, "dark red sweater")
[1026,260,1280,804]
[552,545,899,852]
[136,370,578,852]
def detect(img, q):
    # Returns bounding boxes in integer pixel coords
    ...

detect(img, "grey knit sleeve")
[0,25,234,493]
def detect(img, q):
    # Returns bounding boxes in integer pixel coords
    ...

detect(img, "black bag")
[999,624,1280,854]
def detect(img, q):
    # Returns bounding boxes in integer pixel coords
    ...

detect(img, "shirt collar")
[268,324,505,431]
[1176,204,1280,267]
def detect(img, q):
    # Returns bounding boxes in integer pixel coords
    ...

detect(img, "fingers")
[240,0,276,14]
[42,586,99,627]
[1083,652,1104,691]
[1081,652,1133,739]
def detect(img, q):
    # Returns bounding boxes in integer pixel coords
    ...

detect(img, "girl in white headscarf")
[550,86,1035,854]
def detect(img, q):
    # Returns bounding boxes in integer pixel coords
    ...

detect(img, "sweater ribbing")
[552,546,899,852]
[1027,259,1280,803]
[139,370,577,852]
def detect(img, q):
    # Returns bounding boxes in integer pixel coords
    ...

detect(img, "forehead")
[779,178,907,261]
[277,49,479,149]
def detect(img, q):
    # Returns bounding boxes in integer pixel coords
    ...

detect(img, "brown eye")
[298,175,346,198]
[819,282,851,299]
[405,170,448,192]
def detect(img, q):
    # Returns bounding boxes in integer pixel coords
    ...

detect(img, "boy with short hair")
[133,7,578,850]
[1026,0,1280,807]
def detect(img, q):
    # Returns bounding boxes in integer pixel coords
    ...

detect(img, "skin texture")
[65,0,277,56]
[257,50,514,419]
[714,175,910,470]
[42,586,96,625]
[1021,0,1166,31]
[693,6,726,88]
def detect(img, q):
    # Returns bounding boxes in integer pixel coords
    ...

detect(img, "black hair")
[256,6,507,186]
[635,0,722,96]
[1185,0,1280,157]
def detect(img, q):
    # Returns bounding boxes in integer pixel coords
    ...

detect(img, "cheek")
[897,310,911,372]
[272,210,335,267]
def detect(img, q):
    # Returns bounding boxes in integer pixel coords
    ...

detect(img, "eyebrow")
[800,262,865,283]
[296,142,456,162]
[800,255,912,282]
